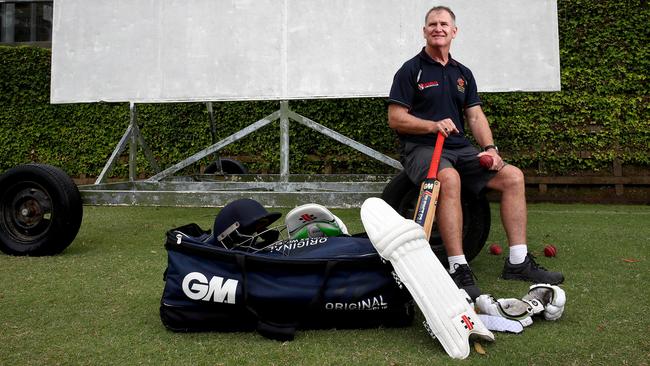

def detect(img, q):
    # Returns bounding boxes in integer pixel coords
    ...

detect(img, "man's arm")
[388,104,458,138]
[465,105,494,148]
[465,105,503,169]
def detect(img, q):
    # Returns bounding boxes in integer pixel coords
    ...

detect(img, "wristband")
[483,145,498,153]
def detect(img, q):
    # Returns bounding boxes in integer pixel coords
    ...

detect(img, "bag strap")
[235,254,298,341]
[235,254,339,341]
[307,260,337,311]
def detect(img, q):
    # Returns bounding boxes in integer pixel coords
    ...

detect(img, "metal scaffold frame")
[80,101,403,208]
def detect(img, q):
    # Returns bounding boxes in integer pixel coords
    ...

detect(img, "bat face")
[414,180,435,224]
[413,131,445,240]
[414,178,441,239]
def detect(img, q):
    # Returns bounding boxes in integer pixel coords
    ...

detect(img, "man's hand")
[477,150,504,171]
[434,118,458,138]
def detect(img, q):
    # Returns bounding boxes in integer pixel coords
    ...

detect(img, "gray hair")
[425,6,456,25]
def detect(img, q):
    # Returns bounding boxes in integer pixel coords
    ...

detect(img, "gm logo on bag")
[182,272,238,304]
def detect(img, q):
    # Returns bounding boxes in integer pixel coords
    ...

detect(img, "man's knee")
[491,165,525,191]
[438,168,461,198]
[507,166,525,187]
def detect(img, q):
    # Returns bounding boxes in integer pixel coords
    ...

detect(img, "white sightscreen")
[50,0,560,103]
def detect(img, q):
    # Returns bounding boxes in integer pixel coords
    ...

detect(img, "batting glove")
[523,284,566,321]
[475,294,534,327]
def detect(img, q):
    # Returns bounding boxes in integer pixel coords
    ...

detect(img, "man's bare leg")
[437,168,481,299]
[437,167,463,256]
[487,165,564,284]
[486,165,527,246]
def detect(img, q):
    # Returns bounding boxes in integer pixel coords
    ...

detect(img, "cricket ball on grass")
[489,243,503,255]
[479,155,494,170]
[544,244,557,257]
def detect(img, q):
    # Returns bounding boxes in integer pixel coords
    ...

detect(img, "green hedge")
[1,0,648,178]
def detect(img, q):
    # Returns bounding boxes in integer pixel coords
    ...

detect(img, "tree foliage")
[1,0,647,177]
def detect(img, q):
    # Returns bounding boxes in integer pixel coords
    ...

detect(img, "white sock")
[509,244,528,265]
[448,255,468,273]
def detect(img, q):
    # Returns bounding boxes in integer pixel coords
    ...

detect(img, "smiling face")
[423,9,457,50]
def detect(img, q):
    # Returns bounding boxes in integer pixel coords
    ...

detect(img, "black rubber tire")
[0,164,83,256]
[204,158,248,175]
[381,170,491,265]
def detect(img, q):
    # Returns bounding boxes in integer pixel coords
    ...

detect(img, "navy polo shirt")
[388,48,482,148]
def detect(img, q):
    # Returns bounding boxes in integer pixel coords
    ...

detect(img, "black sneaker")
[502,254,564,284]
[450,264,481,301]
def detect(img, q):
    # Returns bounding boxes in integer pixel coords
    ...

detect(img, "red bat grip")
[426,132,446,180]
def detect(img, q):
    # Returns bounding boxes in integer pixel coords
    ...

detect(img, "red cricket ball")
[479,155,494,170]
[489,243,503,255]
[544,244,557,257]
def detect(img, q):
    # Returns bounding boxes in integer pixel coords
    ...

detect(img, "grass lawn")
[1,203,649,365]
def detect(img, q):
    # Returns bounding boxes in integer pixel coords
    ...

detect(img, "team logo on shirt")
[418,81,439,90]
[457,77,466,93]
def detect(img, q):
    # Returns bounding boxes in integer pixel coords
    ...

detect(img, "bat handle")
[426,132,446,180]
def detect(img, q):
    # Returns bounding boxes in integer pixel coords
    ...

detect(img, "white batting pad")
[360,198,494,359]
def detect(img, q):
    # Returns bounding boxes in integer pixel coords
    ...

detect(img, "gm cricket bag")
[159,200,414,341]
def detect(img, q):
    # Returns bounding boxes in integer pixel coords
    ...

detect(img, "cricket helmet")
[212,198,282,249]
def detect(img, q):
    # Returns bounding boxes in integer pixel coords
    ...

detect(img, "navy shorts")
[400,142,497,196]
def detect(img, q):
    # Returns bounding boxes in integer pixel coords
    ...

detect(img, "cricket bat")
[413,132,446,239]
